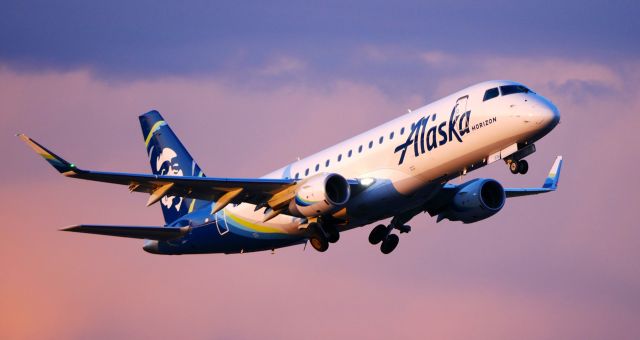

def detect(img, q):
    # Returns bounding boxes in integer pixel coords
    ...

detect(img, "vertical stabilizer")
[139,110,209,224]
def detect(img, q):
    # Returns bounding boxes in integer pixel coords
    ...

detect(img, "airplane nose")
[542,102,561,129]
[530,98,560,130]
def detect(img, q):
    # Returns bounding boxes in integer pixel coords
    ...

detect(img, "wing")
[504,156,563,197]
[61,224,190,240]
[19,134,360,218]
[424,156,563,217]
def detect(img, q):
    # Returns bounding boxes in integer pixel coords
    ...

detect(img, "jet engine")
[288,173,351,217]
[437,179,505,223]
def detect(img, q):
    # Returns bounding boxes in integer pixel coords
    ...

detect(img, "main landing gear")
[509,159,529,175]
[308,222,339,252]
[368,222,411,254]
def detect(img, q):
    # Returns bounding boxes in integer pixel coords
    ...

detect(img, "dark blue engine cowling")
[437,179,506,223]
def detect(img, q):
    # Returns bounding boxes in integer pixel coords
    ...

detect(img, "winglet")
[504,156,564,198]
[18,134,79,176]
[542,156,563,190]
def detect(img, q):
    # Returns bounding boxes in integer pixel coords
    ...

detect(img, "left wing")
[423,156,563,218]
[61,224,190,240]
[504,156,563,197]
[19,134,353,216]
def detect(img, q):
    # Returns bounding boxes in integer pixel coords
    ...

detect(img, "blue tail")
[139,110,209,224]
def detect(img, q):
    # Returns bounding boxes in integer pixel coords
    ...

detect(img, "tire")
[380,234,399,254]
[325,225,340,243]
[369,224,387,245]
[310,235,329,252]
[518,160,529,175]
[308,223,329,252]
[509,161,519,174]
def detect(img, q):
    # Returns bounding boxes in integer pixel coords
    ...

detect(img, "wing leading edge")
[19,134,361,219]
[19,133,295,204]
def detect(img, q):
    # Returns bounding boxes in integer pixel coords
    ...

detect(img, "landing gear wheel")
[518,160,529,174]
[369,224,387,245]
[380,234,399,254]
[308,223,329,252]
[325,225,340,243]
[509,161,519,174]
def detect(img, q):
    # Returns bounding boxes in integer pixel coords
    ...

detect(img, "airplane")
[19,80,562,255]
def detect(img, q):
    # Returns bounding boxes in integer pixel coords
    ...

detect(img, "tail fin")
[139,110,209,224]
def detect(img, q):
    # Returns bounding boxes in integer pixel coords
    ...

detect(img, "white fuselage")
[221,80,560,235]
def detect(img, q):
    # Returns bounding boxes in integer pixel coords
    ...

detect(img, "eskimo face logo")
[156,147,184,211]
[394,104,471,165]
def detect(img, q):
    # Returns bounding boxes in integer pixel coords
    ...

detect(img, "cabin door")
[455,95,469,115]
[215,210,230,236]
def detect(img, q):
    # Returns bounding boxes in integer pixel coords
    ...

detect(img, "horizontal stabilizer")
[505,156,563,198]
[61,224,190,240]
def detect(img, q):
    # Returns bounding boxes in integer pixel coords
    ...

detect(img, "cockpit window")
[483,88,499,101]
[500,85,533,96]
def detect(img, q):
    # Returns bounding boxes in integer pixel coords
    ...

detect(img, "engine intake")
[289,173,351,217]
[438,178,506,223]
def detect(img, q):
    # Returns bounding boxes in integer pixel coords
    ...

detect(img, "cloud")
[421,54,631,101]
[2,54,640,339]
[2,1,639,80]
[419,50,455,66]
[258,55,307,76]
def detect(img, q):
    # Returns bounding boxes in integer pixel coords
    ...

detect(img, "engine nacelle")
[438,178,506,223]
[288,173,351,218]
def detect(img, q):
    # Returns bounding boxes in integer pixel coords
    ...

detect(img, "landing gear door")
[215,210,230,235]
[455,95,469,115]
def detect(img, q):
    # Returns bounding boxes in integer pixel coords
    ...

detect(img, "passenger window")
[305,168,309,176]
[400,127,405,135]
[338,154,342,162]
[348,150,353,157]
[483,88,499,101]
[369,141,373,149]
[325,159,330,167]
[389,131,394,140]
[295,173,299,179]
[379,136,383,144]
[315,164,319,172]
[358,145,363,153]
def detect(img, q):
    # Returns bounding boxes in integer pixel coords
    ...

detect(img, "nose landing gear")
[509,159,529,175]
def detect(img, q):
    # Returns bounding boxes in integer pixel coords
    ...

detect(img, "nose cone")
[532,98,560,132]
[544,102,561,129]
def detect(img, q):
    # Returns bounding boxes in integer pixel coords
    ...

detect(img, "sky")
[1,1,640,339]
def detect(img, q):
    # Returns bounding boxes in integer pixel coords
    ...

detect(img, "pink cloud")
[1,60,639,339]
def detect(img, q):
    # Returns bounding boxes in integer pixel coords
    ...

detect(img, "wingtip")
[19,134,79,174]
[60,225,81,232]
[542,156,563,189]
